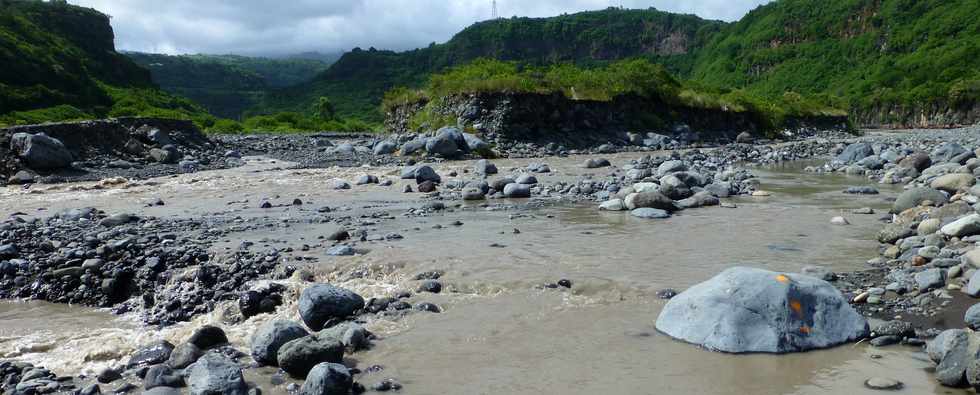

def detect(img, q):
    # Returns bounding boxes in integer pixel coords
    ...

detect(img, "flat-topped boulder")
[656,267,868,353]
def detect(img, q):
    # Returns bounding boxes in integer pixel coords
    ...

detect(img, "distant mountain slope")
[690,0,980,126]
[262,1,980,127]
[0,0,213,127]
[257,8,723,121]
[126,53,331,118]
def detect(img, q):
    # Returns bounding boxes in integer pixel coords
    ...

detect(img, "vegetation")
[125,52,332,118]
[257,8,719,122]
[268,1,980,123]
[689,0,980,114]
[388,58,845,133]
[0,0,216,127]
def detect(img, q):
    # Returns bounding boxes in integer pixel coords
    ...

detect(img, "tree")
[311,96,336,120]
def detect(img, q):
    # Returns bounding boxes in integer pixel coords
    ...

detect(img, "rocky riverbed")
[2,124,980,394]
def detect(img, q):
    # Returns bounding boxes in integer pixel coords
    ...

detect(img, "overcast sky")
[69,0,772,57]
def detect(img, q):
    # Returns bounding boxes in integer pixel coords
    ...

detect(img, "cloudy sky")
[69,0,772,57]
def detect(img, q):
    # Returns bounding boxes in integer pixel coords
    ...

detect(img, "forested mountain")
[0,0,213,126]
[261,1,980,126]
[126,53,331,118]
[257,8,721,122]
[689,0,980,125]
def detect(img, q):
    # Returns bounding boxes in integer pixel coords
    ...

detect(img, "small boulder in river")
[474,159,497,175]
[251,320,310,365]
[503,183,531,198]
[299,363,351,395]
[186,353,248,395]
[655,267,869,353]
[631,208,670,219]
[298,284,365,331]
[278,335,345,378]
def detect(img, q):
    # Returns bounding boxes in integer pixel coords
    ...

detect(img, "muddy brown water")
[0,154,964,394]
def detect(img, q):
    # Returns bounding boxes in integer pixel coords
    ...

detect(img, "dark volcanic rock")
[298,284,365,331]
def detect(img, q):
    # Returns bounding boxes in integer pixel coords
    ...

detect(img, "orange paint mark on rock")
[775,274,790,283]
[800,325,811,334]
[789,300,802,316]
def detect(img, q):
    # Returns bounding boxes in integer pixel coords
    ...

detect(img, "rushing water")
[0,153,963,394]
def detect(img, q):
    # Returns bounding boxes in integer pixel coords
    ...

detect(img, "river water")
[0,153,962,394]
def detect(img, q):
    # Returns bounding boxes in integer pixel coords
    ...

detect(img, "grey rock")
[892,187,948,213]
[186,353,247,395]
[326,245,355,256]
[655,267,869,353]
[835,142,875,164]
[628,191,677,212]
[474,159,497,175]
[413,166,441,184]
[934,329,974,387]
[372,141,398,155]
[251,320,310,365]
[144,365,184,390]
[11,133,73,170]
[462,133,488,152]
[966,271,980,296]
[515,174,538,185]
[399,139,425,155]
[584,158,611,169]
[503,183,531,198]
[166,343,203,369]
[298,284,365,331]
[630,208,671,219]
[657,160,687,177]
[298,363,351,395]
[965,304,980,329]
[100,213,138,227]
[941,214,980,237]
[128,340,175,369]
[914,268,945,291]
[844,186,879,195]
[277,335,344,378]
[425,130,460,157]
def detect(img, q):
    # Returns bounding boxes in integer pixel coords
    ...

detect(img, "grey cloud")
[69,0,772,56]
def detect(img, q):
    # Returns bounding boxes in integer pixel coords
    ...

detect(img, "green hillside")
[262,1,980,126]
[257,8,722,122]
[0,0,214,127]
[690,0,980,121]
[126,53,330,118]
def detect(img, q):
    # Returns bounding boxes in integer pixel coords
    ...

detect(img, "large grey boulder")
[656,160,687,177]
[835,142,874,164]
[626,191,677,212]
[277,335,344,378]
[10,133,73,170]
[941,214,980,238]
[927,329,976,387]
[299,363,351,395]
[298,284,365,331]
[250,320,309,365]
[185,353,247,395]
[425,129,461,157]
[372,141,398,155]
[891,187,948,213]
[655,267,869,353]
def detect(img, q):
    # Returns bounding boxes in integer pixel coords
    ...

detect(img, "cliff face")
[0,1,153,113]
[853,103,980,129]
[386,93,850,148]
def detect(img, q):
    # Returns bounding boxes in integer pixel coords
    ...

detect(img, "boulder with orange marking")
[655,266,869,353]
